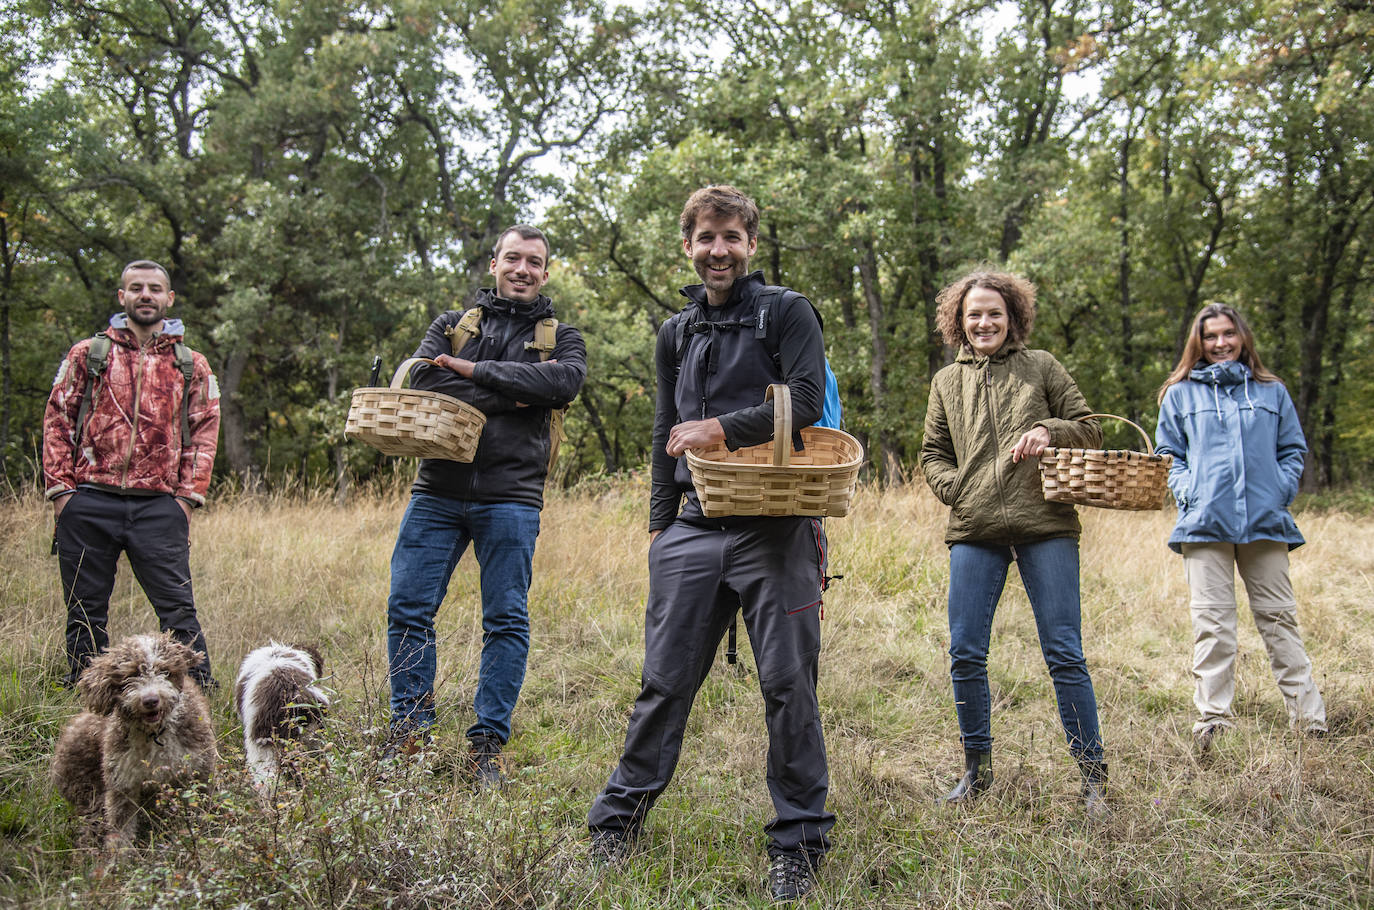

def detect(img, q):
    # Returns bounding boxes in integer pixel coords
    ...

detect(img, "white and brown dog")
[234,642,329,789]
[50,633,217,848]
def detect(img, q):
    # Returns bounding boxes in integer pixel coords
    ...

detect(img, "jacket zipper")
[120,343,145,487]
[983,363,1014,536]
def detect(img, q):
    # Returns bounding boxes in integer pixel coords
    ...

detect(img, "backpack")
[74,333,196,448]
[443,307,568,472]
[671,286,842,430]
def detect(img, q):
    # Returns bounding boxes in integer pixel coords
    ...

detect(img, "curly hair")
[679,185,760,241]
[934,270,1037,350]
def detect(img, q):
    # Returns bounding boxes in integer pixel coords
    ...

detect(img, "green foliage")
[2,0,1371,492]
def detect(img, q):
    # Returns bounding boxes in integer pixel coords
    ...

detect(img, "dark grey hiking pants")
[56,488,211,685]
[588,516,835,857]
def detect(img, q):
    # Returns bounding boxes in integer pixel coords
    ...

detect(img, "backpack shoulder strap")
[755,286,823,361]
[173,342,196,447]
[74,334,113,448]
[443,307,484,356]
[669,306,702,379]
[526,317,558,361]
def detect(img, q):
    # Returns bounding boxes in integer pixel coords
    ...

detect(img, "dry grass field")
[1,478,1371,908]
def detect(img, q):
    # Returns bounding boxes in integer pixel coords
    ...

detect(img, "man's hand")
[434,354,476,378]
[666,418,726,457]
[177,499,193,522]
[53,492,74,520]
[649,529,662,545]
[1011,425,1051,463]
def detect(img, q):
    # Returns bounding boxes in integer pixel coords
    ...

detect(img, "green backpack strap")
[172,342,196,447]
[443,307,484,356]
[74,334,113,448]
[528,318,567,472]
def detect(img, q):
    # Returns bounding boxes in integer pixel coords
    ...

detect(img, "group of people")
[43,185,1327,903]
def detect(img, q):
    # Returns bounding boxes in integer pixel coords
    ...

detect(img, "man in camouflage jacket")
[43,260,221,688]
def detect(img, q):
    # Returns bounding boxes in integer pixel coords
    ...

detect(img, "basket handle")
[766,383,793,467]
[390,357,442,389]
[1076,413,1155,455]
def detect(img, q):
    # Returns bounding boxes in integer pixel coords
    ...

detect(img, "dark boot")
[939,749,992,804]
[1079,760,1109,820]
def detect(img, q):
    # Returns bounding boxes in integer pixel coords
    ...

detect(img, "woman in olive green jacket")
[919,269,1108,817]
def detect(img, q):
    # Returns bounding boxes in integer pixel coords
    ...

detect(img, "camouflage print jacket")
[43,316,221,505]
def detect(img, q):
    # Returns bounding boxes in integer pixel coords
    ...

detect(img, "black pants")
[588,516,834,857]
[55,488,211,685]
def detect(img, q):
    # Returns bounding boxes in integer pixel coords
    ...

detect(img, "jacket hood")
[679,270,767,309]
[1189,359,1251,386]
[955,340,1025,365]
[108,313,186,339]
[475,286,554,321]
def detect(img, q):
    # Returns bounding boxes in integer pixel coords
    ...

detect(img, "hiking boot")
[1078,760,1110,821]
[939,749,992,804]
[768,851,817,902]
[468,732,504,789]
[588,827,632,866]
[1194,723,1227,754]
[380,727,433,763]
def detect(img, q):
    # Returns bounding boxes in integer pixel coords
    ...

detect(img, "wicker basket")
[345,357,486,462]
[1039,413,1172,511]
[686,384,864,518]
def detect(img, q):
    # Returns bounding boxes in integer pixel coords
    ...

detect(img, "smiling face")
[489,234,550,302]
[684,212,757,307]
[962,286,1010,356]
[117,267,174,333]
[1200,314,1240,364]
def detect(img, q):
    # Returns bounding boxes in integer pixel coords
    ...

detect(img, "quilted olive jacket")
[920,343,1101,546]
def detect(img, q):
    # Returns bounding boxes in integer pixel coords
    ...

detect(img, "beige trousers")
[1182,541,1327,733]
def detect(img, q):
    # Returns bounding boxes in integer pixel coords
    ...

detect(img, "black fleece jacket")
[408,288,586,509]
[649,271,825,530]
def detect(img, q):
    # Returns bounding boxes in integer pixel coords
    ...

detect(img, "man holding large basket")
[383,225,586,785]
[587,186,835,902]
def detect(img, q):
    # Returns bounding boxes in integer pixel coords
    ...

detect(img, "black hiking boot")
[939,749,992,804]
[768,850,818,902]
[588,827,633,866]
[468,732,504,789]
[1079,759,1109,820]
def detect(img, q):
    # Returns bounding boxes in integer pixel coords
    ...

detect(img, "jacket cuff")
[46,486,76,501]
[176,493,206,508]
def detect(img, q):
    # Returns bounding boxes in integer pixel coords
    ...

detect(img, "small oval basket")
[686,384,864,518]
[345,358,486,462]
[1039,413,1173,511]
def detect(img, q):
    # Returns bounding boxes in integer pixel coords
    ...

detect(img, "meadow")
[1,478,1371,908]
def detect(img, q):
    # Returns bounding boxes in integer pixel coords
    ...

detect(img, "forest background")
[1,0,1370,495]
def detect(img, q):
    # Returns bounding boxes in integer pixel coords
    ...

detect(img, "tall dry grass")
[1,480,1371,908]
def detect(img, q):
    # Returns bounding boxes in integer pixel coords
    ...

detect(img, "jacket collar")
[955,340,1025,366]
[1189,359,1251,386]
[475,286,554,321]
[679,270,767,311]
[106,314,185,348]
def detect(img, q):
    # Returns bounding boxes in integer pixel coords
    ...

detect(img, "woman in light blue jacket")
[1155,303,1326,751]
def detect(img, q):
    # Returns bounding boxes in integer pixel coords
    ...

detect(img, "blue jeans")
[947,537,1103,762]
[387,493,540,743]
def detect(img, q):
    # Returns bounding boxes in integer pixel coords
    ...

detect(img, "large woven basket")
[345,357,486,462]
[686,384,864,518]
[1039,413,1172,511]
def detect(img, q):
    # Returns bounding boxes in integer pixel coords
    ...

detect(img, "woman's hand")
[1010,425,1051,463]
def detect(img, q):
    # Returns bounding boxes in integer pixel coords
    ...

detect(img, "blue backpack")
[671,285,843,429]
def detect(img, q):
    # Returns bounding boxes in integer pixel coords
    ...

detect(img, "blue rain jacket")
[1154,359,1306,553]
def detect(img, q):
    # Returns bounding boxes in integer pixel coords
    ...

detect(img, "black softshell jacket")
[649,271,826,530]
[409,289,586,509]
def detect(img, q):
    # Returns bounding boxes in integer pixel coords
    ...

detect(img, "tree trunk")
[217,349,258,487]
[857,239,902,484]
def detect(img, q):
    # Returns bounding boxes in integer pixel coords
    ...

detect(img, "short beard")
[126,307,165,328]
